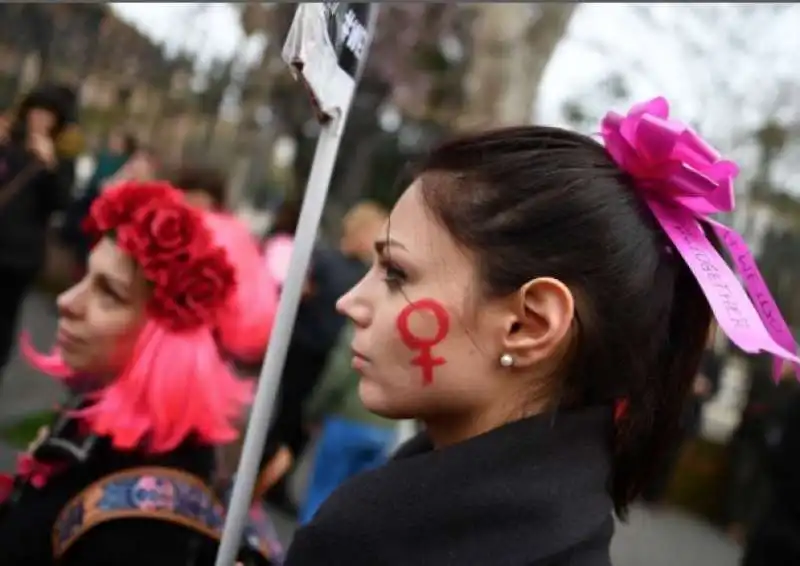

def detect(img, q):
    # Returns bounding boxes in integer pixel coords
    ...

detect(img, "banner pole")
[215,5,378,564]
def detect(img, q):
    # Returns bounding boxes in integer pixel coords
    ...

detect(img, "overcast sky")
[110,3,641,122]
[112,3,800,192]
[112,3,791,122]
[112,4,247,64]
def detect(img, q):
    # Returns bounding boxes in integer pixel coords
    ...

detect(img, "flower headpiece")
[601,97,799,380]
[83,180,237,332]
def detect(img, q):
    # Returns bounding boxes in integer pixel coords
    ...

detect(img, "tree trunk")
[458,4,577,130]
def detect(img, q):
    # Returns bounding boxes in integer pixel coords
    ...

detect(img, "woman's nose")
[57,280,86,319]
[335,289,353,317]
[336,285,370,328]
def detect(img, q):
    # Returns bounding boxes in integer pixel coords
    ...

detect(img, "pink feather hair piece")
[203,211,281,363]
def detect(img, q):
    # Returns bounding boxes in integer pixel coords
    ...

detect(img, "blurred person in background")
[266,200,388,514]
[170,164,290,496]
[0,84,77,384]
[103,145,157,185]
[170,164,228,212]
[741,364,800,565]
[265,198,302,240]
[60,129,138,273]
[641,326,722,504]
[262,198,304,296]
[299,320,398,524]
[725,356,800,544]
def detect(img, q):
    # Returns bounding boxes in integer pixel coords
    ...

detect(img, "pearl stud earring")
[499,353,514,368]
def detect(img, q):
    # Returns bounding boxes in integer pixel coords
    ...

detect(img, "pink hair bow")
[602,97,799,381]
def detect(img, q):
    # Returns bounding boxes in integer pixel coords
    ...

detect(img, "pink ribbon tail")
[647,200,800,381]
[708,219,800,382]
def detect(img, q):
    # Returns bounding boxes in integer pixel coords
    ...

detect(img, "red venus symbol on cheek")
[395,299,450,386]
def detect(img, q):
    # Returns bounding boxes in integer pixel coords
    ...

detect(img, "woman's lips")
[350,347,370,371]
[56,326,82,349]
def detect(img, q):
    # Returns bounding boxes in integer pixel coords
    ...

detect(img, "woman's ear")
[500,277,574,369]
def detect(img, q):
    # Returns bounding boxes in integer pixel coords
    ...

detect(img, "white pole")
[215,5,378,564]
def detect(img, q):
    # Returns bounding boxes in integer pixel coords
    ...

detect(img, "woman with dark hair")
[170,164,229,212]
[283,99,798,565]
[0,84,75,381]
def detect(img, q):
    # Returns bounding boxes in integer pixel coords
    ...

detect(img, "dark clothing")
[0,142,71,377]
[0,266,38,371]
[742,386,800,565]
[60,151,129,266]
[269,341,331,456]
[0,398,277,566]
[0,142,70,272]
[725,361,799,528]
[269,247,367,456]
[293,247,367,355]
[286,406,615,566]
[265,246,367,511]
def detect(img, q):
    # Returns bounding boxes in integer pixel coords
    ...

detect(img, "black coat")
[0,140,71,273]
[286,407,615,566]
[743,386,800,566]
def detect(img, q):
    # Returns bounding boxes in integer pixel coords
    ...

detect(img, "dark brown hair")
[170,165,228,210]
[268,199,303,238]
[416,126,711,518]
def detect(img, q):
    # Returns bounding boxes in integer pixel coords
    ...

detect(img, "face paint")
[395,298,450,385]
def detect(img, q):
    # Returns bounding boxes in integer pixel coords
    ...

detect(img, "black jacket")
[743,386,800,566]
[0,141,70,272]
[286,407,615,566]
[293,246,367,355]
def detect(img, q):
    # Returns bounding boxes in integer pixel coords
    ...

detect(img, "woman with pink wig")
[0,181,283,566]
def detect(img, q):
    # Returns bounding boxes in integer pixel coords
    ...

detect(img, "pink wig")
[203,212,281,363]
[23,325,251,452]
[22,182,260,453]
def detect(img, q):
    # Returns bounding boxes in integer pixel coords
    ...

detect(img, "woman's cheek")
[393,298,451,386]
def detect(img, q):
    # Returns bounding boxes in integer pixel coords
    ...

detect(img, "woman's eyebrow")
[374,238,408,255]
[98,272,131,299]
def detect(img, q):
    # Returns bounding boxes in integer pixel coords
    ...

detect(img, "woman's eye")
[97,280,123,304]
[380,261,407,290]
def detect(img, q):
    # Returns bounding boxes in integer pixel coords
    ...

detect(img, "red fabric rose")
[116,200,211,282]
[83,180,180,237]
[150,247,237,330]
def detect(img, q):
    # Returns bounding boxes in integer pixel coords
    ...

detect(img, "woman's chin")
[358,379,413,420]
[60,351,83,373]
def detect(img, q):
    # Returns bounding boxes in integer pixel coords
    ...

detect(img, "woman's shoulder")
[285,441,431,565]
[287,413,615,566]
